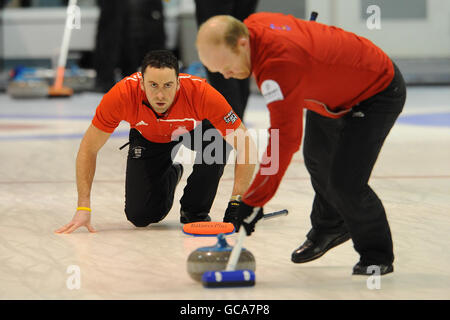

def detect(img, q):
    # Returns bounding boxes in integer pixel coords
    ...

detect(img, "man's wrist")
[77,199,91,207]
[230,195,242,202]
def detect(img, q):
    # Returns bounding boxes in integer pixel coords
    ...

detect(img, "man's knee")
[125,208,169,227]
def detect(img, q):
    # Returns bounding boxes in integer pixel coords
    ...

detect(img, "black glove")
[236,201,264,236]
[223,200,240,228]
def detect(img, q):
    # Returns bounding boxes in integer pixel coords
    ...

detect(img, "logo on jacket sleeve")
[270,23,291,31]
[261,79,284,104]
[224,110,238,124]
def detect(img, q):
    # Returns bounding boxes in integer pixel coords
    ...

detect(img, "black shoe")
[352,262,394,276]
[291,230,351,263]
[173,162,183,186]
[180,209,211,224]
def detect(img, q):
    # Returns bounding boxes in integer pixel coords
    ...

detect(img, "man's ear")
[237,36,248,49]
[140,77,145,91]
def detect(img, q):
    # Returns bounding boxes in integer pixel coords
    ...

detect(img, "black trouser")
[194,0,258,119]
[94,0,165,92]
[124,121,232,227]
[303,62,406,265]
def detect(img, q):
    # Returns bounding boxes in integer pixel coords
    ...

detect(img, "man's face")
[198,40,251,80]
[141,67,179,114]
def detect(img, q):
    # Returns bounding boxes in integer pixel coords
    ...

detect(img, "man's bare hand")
[55,209,96,234]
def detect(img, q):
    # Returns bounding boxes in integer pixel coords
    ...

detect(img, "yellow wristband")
[77,207,91,212]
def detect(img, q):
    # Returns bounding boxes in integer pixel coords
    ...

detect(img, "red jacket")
[92,72,241,142]
[242,12,394,207]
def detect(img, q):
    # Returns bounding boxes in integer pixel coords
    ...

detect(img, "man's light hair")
[200,15,249,52]
[223,16,249,52]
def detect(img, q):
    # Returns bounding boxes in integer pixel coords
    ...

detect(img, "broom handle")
[54,0,78,88]
[262,209,288,220]
[225,228,246,271]
[225,208,289,271]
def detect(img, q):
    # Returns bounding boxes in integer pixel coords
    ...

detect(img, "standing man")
[196,13,406,275]
[93,0,166,93]
[194,0,259,120]
[55,50,256,234]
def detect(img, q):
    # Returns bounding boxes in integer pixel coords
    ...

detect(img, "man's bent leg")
[293,112,351,263]
[303,110,348,236]
[124,129,179,227]
[179,120,232,222]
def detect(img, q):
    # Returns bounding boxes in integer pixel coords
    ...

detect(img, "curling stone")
[187,233,255,282]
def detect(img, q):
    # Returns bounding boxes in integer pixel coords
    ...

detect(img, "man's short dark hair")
[140,50,179,78]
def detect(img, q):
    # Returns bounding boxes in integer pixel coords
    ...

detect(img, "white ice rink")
[0,86,449,300]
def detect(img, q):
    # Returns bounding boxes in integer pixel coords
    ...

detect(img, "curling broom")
[201,209,288,288]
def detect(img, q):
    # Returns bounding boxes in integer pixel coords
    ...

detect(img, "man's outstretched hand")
[55,209,96,234]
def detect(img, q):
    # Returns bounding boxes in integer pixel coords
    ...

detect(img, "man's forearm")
[225,123,258,198]
[76,149,97,208]
[232,162,256,196]
[232,132,257,197]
